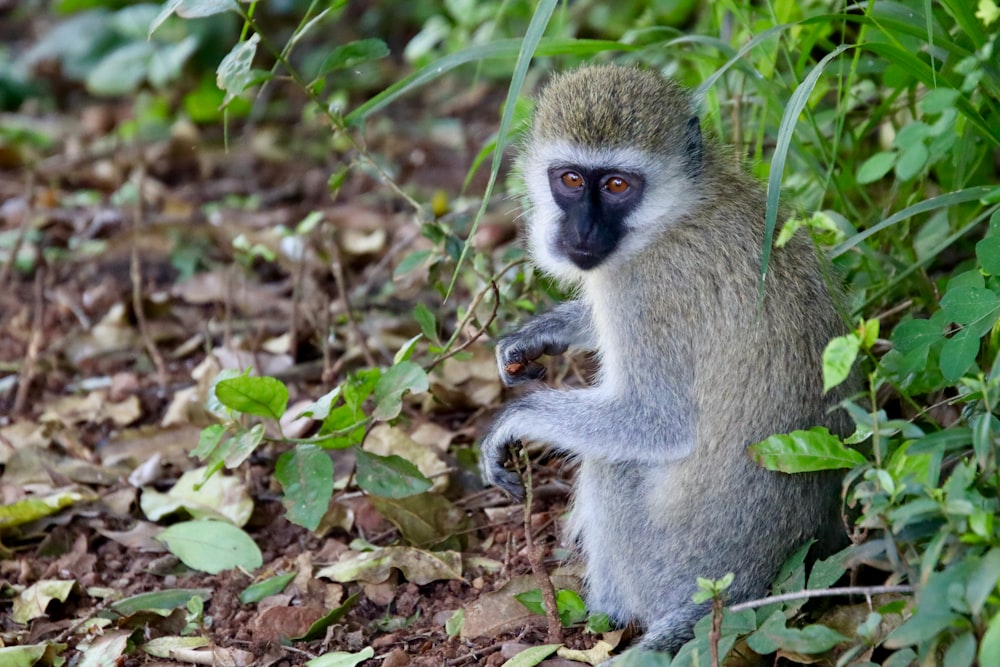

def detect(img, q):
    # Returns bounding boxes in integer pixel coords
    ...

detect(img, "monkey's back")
[571,154,849,652]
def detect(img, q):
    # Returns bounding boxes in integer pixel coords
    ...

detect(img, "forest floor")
[0,41,617,666]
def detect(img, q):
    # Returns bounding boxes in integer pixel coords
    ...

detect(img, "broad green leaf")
[981,610,1000,667]
[413,303,438,344]
[857,151,897,184]
[895,143,929,181]
[749,427,865,473]
[892,318,942,354]
[149,0,238,36]
[157,520,262,574]
[822,333,859,392]
[220,423,265,469]
[394,249,433,278]
[192,423,226,460]
[148,35,199,88]
[354,449,432,498]
[314,39,389,78]
[0,644,63,667]
[0,489,94,529]
[920,87,960,114]
[500,645,562,667]
[297,386,342,421]
[977,236,1000,274]
[306,646,374,667]
[940,329,980,381]
[940,286,1000,325]
[239,572,295,604]
[217,34,269,104]
[215,373,289,420]
[108,588,211,617]
[967,548,1000,616]
[748,611,848,655]
[275,445,334,531]
[372,361,429,420]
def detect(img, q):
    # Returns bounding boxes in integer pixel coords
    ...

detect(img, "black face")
[547,166,645,270]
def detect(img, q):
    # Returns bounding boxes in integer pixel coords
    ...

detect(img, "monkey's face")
[520,141,697,283]
[546,165,645,270]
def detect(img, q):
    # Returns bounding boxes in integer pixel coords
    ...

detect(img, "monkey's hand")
[495,300,595,386]
[496,335,554,386]
[479,429,526,501]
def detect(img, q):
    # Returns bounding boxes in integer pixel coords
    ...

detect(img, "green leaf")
[749,618,848,654]
[857,151,897,184]
[149,0,238,36]
[294,593,361,641]
[157,520,263,574]
[500,644,561,667]
[892,318,942,354]
[944,632,976,667]
[305,646,374,667]
[940,286,1000,325]
[394,249,433,278]
[215,373,289,420]
[981,609,1000,667]
[216,34,270,105]
[920,87,960,114]
[192,423,226,460]
[556,589,587,626]
[895,143,929,181]
[822,334,859,392]
[372,361,429,420]
[939,329,980,381]
[354,449,432,498]
[976,236,1000,274]
[108,588,212,617]
[749,427,866,473]
[275,445,334,531]
[220,423,266,469]
[239,572,295,604]
[413,303,439,344]
[315,39,389,78]
[967,547,1000,616]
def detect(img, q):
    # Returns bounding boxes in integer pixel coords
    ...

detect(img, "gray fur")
[480,65,851,656]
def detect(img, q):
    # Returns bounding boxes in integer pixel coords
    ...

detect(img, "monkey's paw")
[495,336,549,386]
[479,433,526,501]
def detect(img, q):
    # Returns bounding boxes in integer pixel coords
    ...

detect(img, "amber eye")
[605,176,630,194]
[561,171,584,188]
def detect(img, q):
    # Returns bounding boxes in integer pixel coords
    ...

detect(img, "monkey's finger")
[501,361,547,386]
[492,468,526,502]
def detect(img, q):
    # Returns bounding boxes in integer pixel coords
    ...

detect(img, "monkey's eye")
[604,176,630,194]
[561,171,584,188]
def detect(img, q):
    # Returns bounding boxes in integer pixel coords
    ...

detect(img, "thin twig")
[130,165,168,388]
[727,585,914,612]
[0,171,33,289]
[429,281,501,370]
[520,446,563,644]
[13,265,44,415]
[709,596,723,667]
[328,236,377,368]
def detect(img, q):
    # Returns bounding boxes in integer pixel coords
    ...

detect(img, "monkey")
[479,65,853,656]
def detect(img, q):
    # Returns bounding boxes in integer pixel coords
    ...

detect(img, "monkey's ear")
[684,116,703,178]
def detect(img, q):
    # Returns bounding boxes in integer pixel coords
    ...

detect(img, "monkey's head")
[519,65,704,282]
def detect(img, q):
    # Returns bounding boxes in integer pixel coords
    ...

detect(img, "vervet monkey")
[480,65,851,654]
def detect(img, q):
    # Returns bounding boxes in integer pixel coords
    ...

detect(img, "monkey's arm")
[496,300,596,386]
[480,387,694,499]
